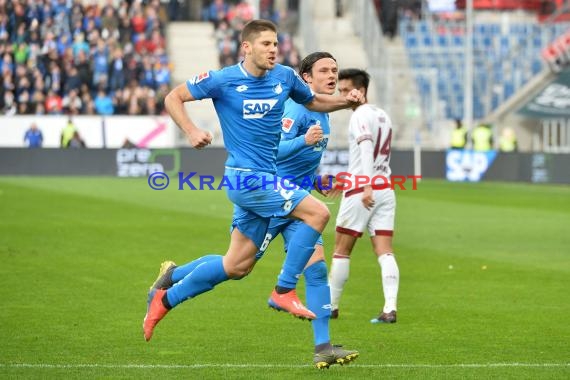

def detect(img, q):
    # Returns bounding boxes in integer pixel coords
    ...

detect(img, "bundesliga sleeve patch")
[282,118,295,132]
[188,72,209,85]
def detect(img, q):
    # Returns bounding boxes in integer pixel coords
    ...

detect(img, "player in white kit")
[328,69,400,324]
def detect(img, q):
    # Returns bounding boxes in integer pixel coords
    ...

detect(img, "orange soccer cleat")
[268,289,316,320]
[143,289,170,341]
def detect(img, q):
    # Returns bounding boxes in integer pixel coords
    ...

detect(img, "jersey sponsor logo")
[236,85,248,92]
[188,72,209,85]
[243,99,278,119]
[281,118,294,132]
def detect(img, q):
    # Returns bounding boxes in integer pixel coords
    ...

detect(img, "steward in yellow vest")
[472,124,493,152]
[451,119,467,149]
[499,127,517,152]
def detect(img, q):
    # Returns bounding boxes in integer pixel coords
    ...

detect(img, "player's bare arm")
[305,89,364,113]
[164,83,213,149]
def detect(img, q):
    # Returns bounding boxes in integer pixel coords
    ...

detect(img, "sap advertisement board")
[445,150,570,184]
[446,150,498,182]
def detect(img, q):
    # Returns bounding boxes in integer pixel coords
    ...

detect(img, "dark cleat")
[314,345,359,369]
[370,310,397,324]
[149,261,177,291]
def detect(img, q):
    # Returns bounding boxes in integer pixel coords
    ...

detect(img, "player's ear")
[302,72,311,84]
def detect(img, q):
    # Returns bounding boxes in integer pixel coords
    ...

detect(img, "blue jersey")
[186,63,314,173]
[276,99,330,191]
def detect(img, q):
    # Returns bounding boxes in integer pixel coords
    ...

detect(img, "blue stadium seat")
[403,18,570,120]
[406,34,419,48]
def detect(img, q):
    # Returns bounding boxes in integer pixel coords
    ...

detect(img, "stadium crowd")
[202,0,301,70]
[0,0,172,116]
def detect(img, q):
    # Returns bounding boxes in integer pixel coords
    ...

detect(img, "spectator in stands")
[2,0,171,116]
[472,123,494,152]
[64,66,82,94]
[45,89,63,115]
[92,38,109,89]
[62,89,83,115]
[24,122,43,148]
[450,119,467,150]
[380,0,399,39]
[234,0,255,23]
[94,88,115,115]
[122,137,136,148]
[17,93,32,114]
[205,0,229,29]
[75,49,92,86]
[499,127,517,152]
[140,56,157,89]
[154,60,171,88]
[61,117,78,148]
[214,19,234,44]
[167,0,180,22]
[34,102,45,115]
[218,35,238,66]
[72,32,90,58]
[2,90,16,116]
[207,0,304,71]
[68,130,87,148]
[109,47,126,91]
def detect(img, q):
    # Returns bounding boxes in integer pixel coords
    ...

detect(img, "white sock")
[378,253,399,313]
[329,254,350,310]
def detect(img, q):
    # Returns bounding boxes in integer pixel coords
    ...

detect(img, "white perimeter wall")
[0,116,176,148]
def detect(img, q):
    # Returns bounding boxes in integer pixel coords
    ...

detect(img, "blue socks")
[171,254,220,283]
[166,255,228,307]
[304,261,331,346]
[277,223,320,289]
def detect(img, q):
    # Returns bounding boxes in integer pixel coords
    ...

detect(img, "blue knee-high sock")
[277,223,320,288]
[171,254,220,283]
[166,255,228,307]
[304,261,331,346]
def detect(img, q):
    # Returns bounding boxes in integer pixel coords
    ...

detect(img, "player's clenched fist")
[305,124,324,145]
[188,129,213,149]
[345,89,364,106]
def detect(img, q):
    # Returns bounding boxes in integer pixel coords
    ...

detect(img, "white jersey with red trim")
[347,103,393,180]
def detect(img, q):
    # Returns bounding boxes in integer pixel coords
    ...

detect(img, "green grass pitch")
[0,177,569,379]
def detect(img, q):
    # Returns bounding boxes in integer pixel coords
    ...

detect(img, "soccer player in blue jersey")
[251,52,359,368]
[143,20,364,346]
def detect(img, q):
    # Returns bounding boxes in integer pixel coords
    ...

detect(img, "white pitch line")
[1,363,569,369]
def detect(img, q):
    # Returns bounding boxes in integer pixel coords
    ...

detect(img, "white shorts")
[335,187,396,237]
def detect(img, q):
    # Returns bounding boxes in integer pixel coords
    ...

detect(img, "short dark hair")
[298,52,336,81]
[241,19,278,43]
[338,69,370,92]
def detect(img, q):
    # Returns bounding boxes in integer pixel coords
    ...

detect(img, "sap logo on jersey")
[243,99,278,119]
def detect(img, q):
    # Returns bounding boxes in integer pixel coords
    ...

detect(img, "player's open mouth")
[326,81,336,88]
